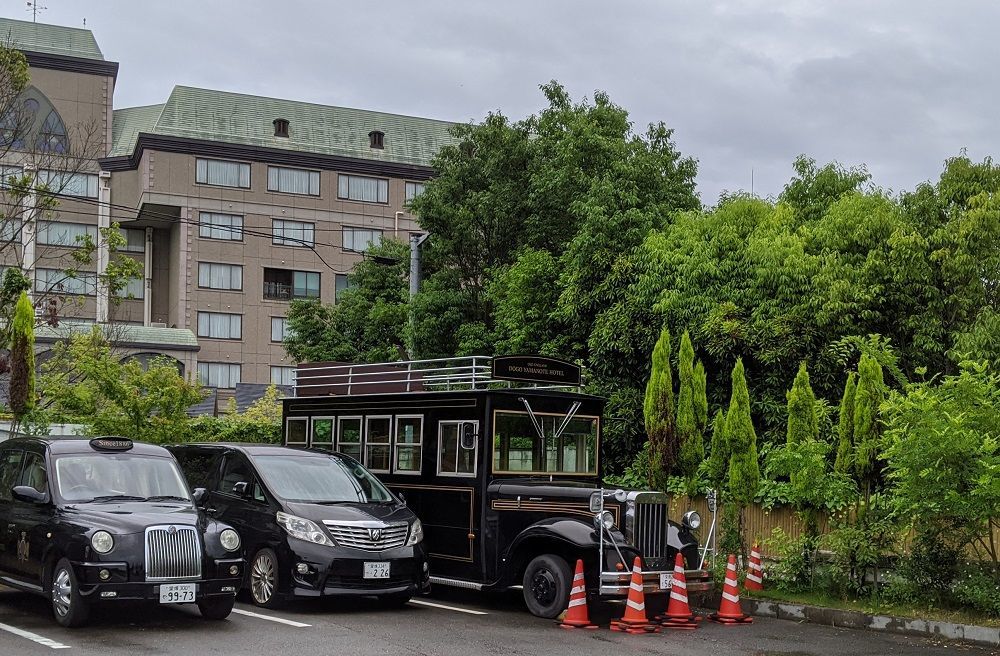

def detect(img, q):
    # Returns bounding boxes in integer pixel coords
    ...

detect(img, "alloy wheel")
[530,567,557,606]
[251,552,276,604]
[52,568,72,617]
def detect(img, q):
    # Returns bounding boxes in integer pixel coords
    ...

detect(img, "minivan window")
[252,455,393,503]
[54,455,191,503]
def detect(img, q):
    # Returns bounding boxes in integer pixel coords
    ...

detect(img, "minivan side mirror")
[460,422,478,450]
[12,485,47,504]
[192,487,208,506]
[231,481,249,497]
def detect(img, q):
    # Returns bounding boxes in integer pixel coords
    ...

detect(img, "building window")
[271,316,291,342]
[36,221,96,247]
[368,130,385,149]
[198,362,242,389]
[342,227,382,252]
[405,182,426,202]
[0,165,22,189]
[394,416,423,474]
[198,262,242,290]
[270,366,296,386]
[38,170,98,198]
[199,212,244,241]
[263,268,320,300]
[197,311,242,339]
[122,275,144,300]
[0,218,20,243]
[267,166,319,196]
[196,158,250,189]
[365,416,392,473]
[272,219,315,247]
[35,268,97,296]
[338,174,388,204]
[273,118,290,138]
[335,273,354,302]
[119,227,145,252]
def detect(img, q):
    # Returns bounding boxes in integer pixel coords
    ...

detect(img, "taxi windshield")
[54,454,192,503]
[252,455,393,504]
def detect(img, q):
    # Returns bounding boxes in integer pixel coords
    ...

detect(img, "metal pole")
[408,233,429,358]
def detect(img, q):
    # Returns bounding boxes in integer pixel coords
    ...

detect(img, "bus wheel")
[522,554,572,618]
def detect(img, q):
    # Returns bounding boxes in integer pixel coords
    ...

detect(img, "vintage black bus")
[281,356,712,617]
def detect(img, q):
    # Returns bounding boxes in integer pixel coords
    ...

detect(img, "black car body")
[168,443,430,608]
[0,436,244,627]
[281,357,713,618]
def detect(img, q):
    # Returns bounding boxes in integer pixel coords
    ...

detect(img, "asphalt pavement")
[0,584,995,656]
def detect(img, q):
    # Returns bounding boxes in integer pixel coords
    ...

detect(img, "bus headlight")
[594,510,615,531]
[682,510,702,530]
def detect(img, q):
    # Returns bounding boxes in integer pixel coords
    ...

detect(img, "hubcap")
[251,553,275,604]
[530,567,557,606]
[52,569,72,617]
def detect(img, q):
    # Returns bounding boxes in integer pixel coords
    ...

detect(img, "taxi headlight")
[405,519,424,546]
[276,512,334,546]
[220,528,241,552]
[91,530,114,554]
[682,510,702,530]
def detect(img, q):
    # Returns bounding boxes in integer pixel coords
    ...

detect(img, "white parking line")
[408,599,488,615]
[0,622,71,649]
[231,608,311,627]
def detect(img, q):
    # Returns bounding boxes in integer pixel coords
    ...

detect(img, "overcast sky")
[13,0,1000,203]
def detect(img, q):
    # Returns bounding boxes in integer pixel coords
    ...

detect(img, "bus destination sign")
[491,356,582,386]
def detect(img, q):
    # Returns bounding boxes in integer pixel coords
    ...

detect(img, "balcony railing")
[263,281,292,300]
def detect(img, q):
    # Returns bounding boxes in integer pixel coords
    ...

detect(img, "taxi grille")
[322,521,409,551]
[145,526,201,581]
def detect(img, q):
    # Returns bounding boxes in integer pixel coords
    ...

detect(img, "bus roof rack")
[294,355,584,397]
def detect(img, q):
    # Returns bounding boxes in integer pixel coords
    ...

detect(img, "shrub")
[953,567,1000,617]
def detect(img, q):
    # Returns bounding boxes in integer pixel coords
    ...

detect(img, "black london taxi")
[0,436,244,627]
[168,443,429,608]
[281,356,713,618]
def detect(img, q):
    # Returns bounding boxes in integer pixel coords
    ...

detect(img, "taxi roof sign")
[89,437,134,451]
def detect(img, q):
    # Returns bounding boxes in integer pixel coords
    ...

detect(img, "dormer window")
[273,118,290,138]
[368,130,384,149]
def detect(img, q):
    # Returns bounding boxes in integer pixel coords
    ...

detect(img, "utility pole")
[408,232,430,358]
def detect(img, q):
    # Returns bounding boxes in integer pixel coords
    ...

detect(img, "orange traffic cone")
[557,559,598,629]
[610,557,660,634]
[745,544,764,591]
[708,554,753,625]
[657,552,700,629]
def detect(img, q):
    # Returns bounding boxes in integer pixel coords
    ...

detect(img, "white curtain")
[197,159,249,188]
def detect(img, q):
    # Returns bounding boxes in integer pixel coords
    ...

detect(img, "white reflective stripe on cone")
[672,579,687,589]
[568,598,587,608]
[746,573,762,584]
[626,599,645,611]
[722,591,740,603]
[571,585,586,595]
[573,573,585,581]
[629,581,643,592]
[670,591,688,603]
[727,563,736,571]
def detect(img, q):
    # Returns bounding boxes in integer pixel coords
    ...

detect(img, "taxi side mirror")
[231,481,249,497]
[192,487,208,506]
[460,423,478,450]
[12,485,47,504]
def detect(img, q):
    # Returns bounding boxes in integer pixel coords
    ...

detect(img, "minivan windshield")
[55,455,192,503]
[252,455,394,504]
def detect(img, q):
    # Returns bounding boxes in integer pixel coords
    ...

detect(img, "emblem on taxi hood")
[367,528,382,541]
[168,525,178,535]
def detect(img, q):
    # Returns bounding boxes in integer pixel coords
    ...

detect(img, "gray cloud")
[26,0,1000,203]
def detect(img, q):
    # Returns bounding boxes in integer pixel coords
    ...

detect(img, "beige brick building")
[0,18,456,404]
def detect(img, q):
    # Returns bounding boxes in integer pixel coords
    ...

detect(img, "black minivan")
[168,444,429,608]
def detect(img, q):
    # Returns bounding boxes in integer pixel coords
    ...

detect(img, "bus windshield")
[492,411,598,475]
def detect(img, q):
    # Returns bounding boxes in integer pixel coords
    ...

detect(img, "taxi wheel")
[51,558,90,628]
[249,548,283,609]
[197,595,236,620]
[522,554,572,619]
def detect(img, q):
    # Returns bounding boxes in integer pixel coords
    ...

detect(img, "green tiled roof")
[35,321,199,349]
[0,17,104,60]
[111,85,459,166]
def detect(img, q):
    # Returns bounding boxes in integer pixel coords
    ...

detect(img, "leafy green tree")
[677,331,703,496]
[834,372,857,474]
[853,353,885,497]
[8,291,35,426]
[644,327,676,489]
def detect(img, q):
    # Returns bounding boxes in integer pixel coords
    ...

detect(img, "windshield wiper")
[88,495,147,503]
[145,495,191,503]
[310,499,358,505]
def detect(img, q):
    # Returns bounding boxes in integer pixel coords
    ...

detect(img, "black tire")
[197,595,236,620]
[521,554,572,619]
[377,592,412,608]
[248,547,283,609]
[51,558,90,628]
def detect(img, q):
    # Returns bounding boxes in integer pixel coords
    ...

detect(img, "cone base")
[708,612,753,624]
[610,620,660,634]
[558,623,599,630]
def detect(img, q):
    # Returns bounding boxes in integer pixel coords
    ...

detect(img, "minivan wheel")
[51,558,90,628]
[249,548,282,608]
[522,554,572,619]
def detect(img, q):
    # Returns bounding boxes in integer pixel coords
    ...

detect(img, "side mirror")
[588,491,603,513]
[12,485,47,504]
[231,481,249,497]
[460,423,478,450]
[192,487,208,505]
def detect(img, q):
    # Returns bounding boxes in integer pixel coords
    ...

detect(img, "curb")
[705,595,1000,648]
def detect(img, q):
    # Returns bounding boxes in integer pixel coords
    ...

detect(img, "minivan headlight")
[276,512,334,546]
[91,530,114,554]
[220,528,241,552]
[405,518,424,546]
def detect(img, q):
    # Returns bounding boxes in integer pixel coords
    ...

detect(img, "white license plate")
[159,583,196,604]
[659,573,673,590]
[363,562,391,579]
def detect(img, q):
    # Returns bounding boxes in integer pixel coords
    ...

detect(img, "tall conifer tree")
[834,372,857,475]
[643,327,676,489]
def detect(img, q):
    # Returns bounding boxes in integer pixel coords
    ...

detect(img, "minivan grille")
[322,521,409,550]
[145,526,201,581]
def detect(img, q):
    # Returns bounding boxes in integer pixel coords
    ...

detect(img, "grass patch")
[744,588,1000,628]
